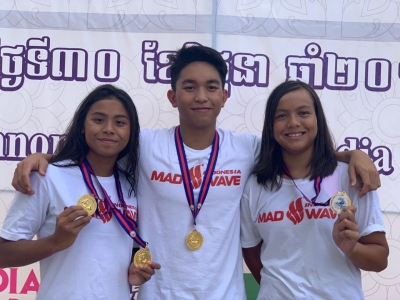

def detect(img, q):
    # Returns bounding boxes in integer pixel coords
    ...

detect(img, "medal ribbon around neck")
[282,164,327,206]
[79,159,147,248]
[174,126,219,225]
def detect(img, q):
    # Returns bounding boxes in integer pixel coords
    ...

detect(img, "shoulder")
[217,129,260,152]
[33,161,79,186]
[140,127,174,144]
[242,174,263,197]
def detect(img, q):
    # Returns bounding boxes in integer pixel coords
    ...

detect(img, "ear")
[221,89,228,108]
[167,89,178,108]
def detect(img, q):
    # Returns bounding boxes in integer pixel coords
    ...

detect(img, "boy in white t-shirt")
[11,45,381,299]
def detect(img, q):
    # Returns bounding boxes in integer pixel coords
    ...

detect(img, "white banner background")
[0,1,399,299]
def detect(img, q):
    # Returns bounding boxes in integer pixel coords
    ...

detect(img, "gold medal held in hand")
[186,229,203,251]
[330,191,351,214]
[77,194,97,215]
[134,247,152,267]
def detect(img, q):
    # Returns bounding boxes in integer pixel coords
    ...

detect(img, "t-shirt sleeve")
[240,176,262,248]
[1,173,50,241]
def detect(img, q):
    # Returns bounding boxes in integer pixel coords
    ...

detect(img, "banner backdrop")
[0,1,399,299]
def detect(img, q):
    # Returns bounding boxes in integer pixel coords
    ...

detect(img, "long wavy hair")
[50,84,140,196]
[254,80,337,190]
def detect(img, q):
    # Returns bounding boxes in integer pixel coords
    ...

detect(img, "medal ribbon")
[174,126,219,225]
[79,159,147,248]
[282,164,327,206]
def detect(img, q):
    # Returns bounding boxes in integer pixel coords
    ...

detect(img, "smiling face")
[273,88,318,159]
[167,61,228,133]
[83,98,130,164]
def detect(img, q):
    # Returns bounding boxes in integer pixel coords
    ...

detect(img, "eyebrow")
[91,112,129,119]
[275,105,313,112]
[181,79,221,85]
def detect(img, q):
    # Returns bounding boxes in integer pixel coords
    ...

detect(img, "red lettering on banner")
[0,268,9,292]
[20,270,39,294]
[0,267,39,295]
[10,268,17,294]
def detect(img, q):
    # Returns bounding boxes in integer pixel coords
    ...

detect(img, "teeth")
[287,133,302,137]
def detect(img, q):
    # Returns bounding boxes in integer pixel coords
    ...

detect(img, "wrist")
[345,242,359,259]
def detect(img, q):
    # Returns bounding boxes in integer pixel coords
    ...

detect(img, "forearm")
[334,150,352,163]
[0,236,60,268]
[242,242,263,284]
[346,242,388,272]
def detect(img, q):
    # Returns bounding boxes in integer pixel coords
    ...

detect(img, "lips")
[191,107,211,111]
[286,132,304,137]
[98,138,117,144]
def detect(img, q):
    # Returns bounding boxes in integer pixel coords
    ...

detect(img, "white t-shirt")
[137,127,260,300]
[240,162,385,300]
[1,161,137,300]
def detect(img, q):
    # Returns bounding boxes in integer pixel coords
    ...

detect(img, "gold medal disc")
[77,194,97,215]
[186,229,203,251]
[330,191,351,214]
[133,248,152,267]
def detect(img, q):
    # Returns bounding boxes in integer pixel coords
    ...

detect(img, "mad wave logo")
[150,165,242,187]
[287,197,304,225]
[257,198,338,225]
[190,165,202,189]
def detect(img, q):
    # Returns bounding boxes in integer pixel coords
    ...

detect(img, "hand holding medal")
[331,198,359,255]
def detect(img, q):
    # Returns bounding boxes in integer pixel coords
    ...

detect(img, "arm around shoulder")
[12,153,52,195]
[335,150,380,197]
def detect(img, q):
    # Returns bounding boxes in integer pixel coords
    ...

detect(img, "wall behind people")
[0,1,398,299]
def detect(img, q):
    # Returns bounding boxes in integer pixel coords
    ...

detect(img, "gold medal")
[77,194,97,215]
[133,247,152,267]
[186,229,203,251]
[330,191,351,214]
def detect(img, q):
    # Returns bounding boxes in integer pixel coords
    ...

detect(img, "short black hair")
[168,44,227,90]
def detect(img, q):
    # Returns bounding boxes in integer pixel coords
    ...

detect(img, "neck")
[282,149,313,179]
[179,125,216,150]
[85,155,116,177]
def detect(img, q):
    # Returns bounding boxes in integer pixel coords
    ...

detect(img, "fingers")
[128,260,161,285]
[11,154,50,195]
[57,206,90,230]
[12,162,33,195]
[347,165,357,188]
[37,159,48,176]
[335,206,358,230]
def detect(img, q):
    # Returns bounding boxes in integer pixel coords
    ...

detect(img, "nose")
[287,115,301,128]
[194,87,208,102]
[102,120,115,134]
